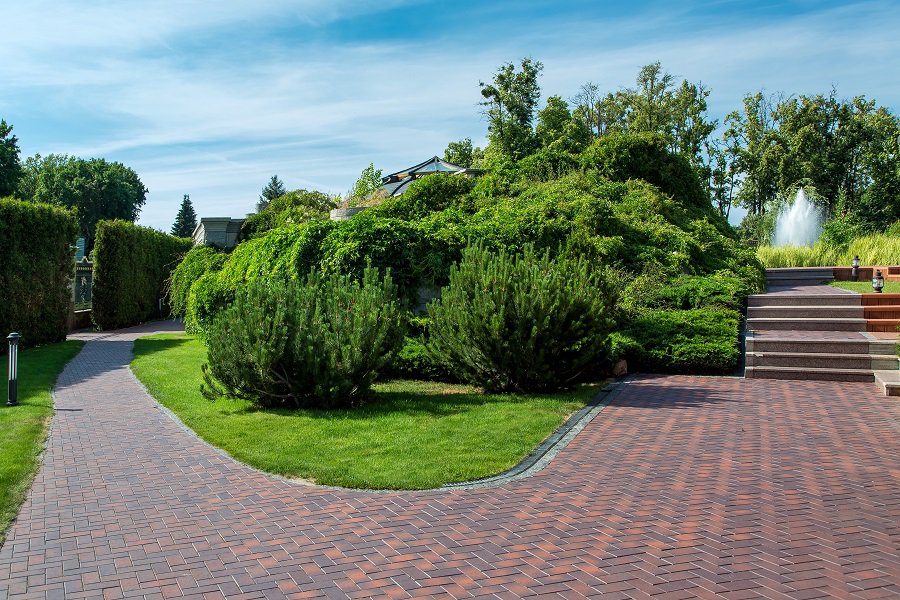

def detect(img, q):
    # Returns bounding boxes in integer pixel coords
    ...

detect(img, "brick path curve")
[1,322,898,599]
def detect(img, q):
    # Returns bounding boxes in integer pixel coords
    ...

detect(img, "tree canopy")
[18,154,147,251]
[171,194,198,237]
[258,175,286,212]
[0,119,22,197]
[479,58,544,161]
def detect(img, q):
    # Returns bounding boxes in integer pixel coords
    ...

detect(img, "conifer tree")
[257,175,286,212]
[171,194,197,237]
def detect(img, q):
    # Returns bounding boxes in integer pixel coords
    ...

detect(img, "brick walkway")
[1,323,898,599]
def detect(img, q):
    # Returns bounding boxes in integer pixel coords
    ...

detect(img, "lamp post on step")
[872,270,885,293]
[851,255,860,282]
[6,333,20,407]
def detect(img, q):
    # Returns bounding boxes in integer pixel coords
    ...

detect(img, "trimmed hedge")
[92,220,192,330]
[0,197,78,349]
[612,308,741,374]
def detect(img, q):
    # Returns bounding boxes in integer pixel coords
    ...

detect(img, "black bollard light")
[851,255,860,282]
[872,270,885,293]
[7,333,20,407]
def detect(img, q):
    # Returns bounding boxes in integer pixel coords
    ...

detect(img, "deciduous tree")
[0,119,22,197]
[19,154,147,251]
[479,58,544,160]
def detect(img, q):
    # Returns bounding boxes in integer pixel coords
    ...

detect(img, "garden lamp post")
[872,270,885,293]
[851,255,860,282]
[7,333,20,407]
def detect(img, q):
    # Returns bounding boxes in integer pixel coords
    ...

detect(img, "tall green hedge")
[0,197,78,349]
[92,220,192,330]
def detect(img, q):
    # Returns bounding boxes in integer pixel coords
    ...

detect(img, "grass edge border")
[128,352,632,493]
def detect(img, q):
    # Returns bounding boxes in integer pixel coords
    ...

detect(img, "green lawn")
[830,281,900,293]
[131,334,601,490]
[1,341,83,544]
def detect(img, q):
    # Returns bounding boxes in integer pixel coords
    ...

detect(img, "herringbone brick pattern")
[0,322,897,599]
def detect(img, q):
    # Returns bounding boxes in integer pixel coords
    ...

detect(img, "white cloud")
[2,0,898,229]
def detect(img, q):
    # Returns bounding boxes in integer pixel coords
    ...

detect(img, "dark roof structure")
[380,156,482,197]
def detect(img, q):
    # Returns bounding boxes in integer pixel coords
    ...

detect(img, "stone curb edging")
[122,329,632,493]
[441,375,633,490]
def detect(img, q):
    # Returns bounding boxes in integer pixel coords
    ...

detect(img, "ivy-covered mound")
[172,133,764,376]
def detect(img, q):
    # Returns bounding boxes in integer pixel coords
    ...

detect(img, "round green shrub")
[428,243,618,392]
[201,267,403,409]
[580,132,709,213]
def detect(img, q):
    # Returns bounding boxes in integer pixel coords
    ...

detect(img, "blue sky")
[2,0,898,229]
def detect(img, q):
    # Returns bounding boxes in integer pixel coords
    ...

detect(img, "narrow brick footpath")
[1,323,898,599]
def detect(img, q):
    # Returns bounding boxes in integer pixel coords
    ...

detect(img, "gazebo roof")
[380,156,482,197]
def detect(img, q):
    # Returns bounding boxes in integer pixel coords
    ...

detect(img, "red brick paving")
[1,322,898,599]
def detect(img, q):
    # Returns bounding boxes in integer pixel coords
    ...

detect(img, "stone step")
[746,352,899,370]
[746,317,867,332]
[766,268,834,276]
[747,306,863,319]
[745,365,875,382]
[866,319,900,333]
[747,294,861,307]
[766,276,835,287]
[874,370,900,396]
[745,337,897,356]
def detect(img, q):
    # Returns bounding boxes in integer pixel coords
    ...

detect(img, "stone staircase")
[744,269,899,396]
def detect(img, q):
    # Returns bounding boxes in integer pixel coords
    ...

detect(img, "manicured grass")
[830,281,900,293]
[131,334,602,490]
[1,341,83,544]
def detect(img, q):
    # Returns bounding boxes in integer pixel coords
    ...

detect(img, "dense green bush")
[167,245,226,318]
[92,220,192,330]
[382,316,457,382]
[428,244,617,392]
[239,189,337,240]
[819,214,867,248]
[581,133,709,212]
[0,197,78,349]
[184,271,230,336]
[612,308,741,374]
[372,173,475,221]
[201,267,403,409]
[641,274,749,312]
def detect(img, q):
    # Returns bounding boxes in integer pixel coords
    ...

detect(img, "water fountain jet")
[772,188,823,246]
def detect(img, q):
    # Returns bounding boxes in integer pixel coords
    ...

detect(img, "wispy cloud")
[2,0,897,229]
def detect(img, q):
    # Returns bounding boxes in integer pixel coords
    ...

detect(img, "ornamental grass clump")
[428,243,617,393]
[201,267,403,409]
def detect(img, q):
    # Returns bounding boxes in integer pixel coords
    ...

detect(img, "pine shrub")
[428,244,617,392]
[201,267,403,409]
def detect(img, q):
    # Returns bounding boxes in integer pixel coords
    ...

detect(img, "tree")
[536,95,591,152]
[627,62,675,134]
[479,58,544,160]
[724,92,782,217]
[258,175,286,212]
[171,194,197,237]
[0,119,22,197]
[348,162,383,204]
[19,154,147,251]
[443,138,484,168]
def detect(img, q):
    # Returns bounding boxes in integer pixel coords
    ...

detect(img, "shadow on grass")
[132,336,191,360]
[224,382,597,421]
